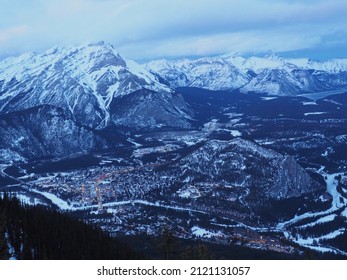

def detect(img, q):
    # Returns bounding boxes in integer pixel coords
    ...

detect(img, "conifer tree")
[159,225,176,260]
[0,211,9,260]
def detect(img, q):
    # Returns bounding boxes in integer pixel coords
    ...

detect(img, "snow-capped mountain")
[146,57,249,91]
[286,57,347,73]
[0,42,192,129]
[145,54,347,96]
[239,67,344,95]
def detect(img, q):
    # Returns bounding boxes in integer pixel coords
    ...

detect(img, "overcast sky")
[1,0,347,61]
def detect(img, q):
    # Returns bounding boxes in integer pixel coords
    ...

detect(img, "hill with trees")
[0,193,140,260]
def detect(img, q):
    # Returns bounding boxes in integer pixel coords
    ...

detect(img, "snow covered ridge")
[0,41,192,130]
[145,57,249,91]
[145,54,347,95]
[0,41,170,95]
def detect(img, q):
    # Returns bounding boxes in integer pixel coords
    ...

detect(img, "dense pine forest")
[0,193,140,260]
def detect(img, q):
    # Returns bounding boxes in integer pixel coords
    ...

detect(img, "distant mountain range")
[145,53,347,95]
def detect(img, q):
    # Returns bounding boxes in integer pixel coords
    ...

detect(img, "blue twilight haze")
[1,0,347,61]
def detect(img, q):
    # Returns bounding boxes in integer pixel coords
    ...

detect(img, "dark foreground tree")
[0,193,141,260]
[158,225,177,260]
[0,210,9,260]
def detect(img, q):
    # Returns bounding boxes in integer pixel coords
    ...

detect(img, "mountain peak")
[145,56,249,91]
[264,51,282,60]
[0,42,186,130]
[88,40,106,47]
[83,41,119,53]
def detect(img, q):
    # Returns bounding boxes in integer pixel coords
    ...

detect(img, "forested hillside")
[0,194,140,260]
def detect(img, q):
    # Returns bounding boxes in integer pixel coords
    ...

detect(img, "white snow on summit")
[145,53,347,96]
[145,56,249,91]
[0,42,173,129]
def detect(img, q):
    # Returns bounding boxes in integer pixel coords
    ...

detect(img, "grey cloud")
[0,0,347,60]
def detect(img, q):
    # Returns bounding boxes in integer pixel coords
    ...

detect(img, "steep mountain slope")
[0,42,191,129]
[109,89,192,129]
[0,105,106,163]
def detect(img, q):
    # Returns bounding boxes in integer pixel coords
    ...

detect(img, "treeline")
[322,231,347,251]
[0,193,140,260]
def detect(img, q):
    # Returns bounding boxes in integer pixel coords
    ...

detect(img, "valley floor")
[1,90,347,259]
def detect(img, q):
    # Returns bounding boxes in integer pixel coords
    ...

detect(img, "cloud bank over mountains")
[1,0,347,60]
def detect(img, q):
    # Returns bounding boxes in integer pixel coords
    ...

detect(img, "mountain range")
[2,42,347,128]
[0,42,193,162]
[0,41,191,130]
[145,53,347,95]
[1,42,347,162]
